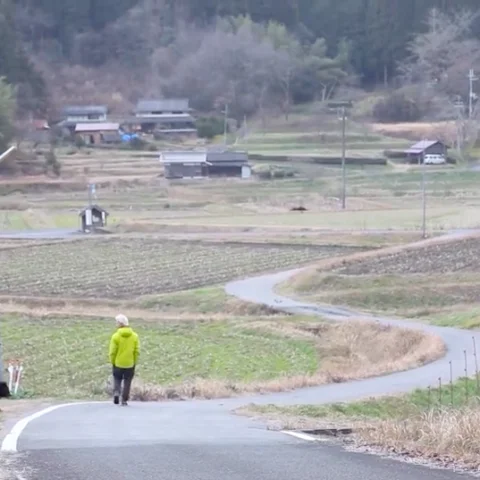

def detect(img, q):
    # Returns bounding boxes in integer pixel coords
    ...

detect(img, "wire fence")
[422,335,480,409]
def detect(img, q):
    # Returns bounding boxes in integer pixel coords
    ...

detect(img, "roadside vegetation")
[241,376,480,469]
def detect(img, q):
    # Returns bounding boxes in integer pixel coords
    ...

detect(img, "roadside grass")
[240,377,480,469]
[0,315,444,401]
[242,377,480,423]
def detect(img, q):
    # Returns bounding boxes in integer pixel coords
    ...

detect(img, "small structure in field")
[75,123,120,145]
[79,204,109,233]
[404,140,449,164]
[160,151,209,179]
[160,149,251,179]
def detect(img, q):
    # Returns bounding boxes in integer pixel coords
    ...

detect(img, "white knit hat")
[115,314,129,327]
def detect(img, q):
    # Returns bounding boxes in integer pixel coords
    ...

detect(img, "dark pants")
[112,366,135,402]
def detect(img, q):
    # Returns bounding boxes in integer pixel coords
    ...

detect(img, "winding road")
[1,229,478,479]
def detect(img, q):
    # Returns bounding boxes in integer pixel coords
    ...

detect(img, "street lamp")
[327,100,353,209]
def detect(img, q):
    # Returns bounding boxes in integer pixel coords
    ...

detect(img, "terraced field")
[282,236,480,324]
[0,238,361,299]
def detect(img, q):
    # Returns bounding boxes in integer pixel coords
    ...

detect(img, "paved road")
[1,228,478,479]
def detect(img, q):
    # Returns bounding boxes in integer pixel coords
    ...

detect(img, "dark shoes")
[113,395,119,405]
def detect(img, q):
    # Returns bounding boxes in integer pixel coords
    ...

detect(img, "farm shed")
[404,140,449,164]
[206,151,251,178]
[79,205,109,232]
[160,151,210,179]
[75,123,120,145]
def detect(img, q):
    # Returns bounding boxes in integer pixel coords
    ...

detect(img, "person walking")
[109,314,140,406]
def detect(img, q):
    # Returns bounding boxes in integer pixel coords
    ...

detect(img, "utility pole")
[327,100,353,210]
[341,107,347,209]
[468,68,478,119]
[420,146,427,239]
[223,104,229,146]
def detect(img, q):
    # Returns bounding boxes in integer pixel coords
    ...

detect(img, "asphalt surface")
[2,227,478,479]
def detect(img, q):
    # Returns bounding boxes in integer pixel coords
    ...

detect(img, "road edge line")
[1,401,103,453]
[281,430,327,442]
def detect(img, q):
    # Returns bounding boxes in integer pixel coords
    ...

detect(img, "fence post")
[464,349,469,404]
[438,377,442,405]
[473,336,479,395]
[449,360,454,406]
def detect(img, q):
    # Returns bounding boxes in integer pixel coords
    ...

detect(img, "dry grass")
[355,408,480,470]
[370,121,456,141]
[117,320,444,401]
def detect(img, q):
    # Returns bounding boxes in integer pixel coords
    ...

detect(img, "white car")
[424,154,446,164]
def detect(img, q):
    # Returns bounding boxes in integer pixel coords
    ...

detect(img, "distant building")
[160,151,209,179]
[79,204,109,233]
[59,105,109,132]
[75,123,120,145]
[160,150,251,179]
[404,140,449,164]
[206,151,251,178]
[123,99,196,136]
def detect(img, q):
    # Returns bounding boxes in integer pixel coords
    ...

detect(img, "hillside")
[2,0,480,120]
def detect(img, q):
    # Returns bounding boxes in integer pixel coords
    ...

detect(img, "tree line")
[2,0,480,122]
[13,0,480,85]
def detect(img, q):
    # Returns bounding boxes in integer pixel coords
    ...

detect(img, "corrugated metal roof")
[63,105,108,115]
[207,151,248,163]
[123,115,195,124]
[75,123,120,132]
[404,140,443,154]
[136,99,190,113]
[160,151,207,164]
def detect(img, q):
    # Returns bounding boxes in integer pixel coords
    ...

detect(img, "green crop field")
[0,238,359,299]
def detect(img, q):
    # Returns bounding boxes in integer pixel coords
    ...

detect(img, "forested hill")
[15,0,480,84]
[2,0,480,118]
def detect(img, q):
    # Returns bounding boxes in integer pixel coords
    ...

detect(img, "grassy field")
[281,235,480,323]
[0,315,443,400]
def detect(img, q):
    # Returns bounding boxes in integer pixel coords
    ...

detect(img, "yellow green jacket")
[109,327,140,368]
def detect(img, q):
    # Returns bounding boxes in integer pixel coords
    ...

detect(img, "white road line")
[281,430,328,442]
[1,401,103,453]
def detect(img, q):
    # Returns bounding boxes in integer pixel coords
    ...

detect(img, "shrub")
[254,164,297,180]
[44,149,61,177]
[373,93,422,123]
[74,136,85,148]
[196,116,225,139]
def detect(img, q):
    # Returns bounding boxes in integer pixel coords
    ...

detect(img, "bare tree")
[400,8,480,100]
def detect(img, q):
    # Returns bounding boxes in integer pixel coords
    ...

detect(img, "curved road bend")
[1,228,479,479]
